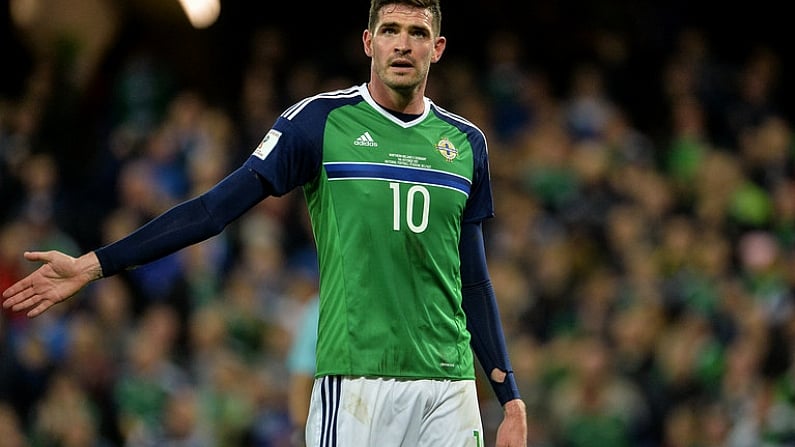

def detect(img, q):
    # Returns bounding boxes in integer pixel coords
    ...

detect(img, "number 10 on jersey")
[390,182,430,233]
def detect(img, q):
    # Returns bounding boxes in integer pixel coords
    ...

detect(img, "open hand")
[2,251,102,318]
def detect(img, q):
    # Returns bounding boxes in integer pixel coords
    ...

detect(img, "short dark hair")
[368,0,442,34]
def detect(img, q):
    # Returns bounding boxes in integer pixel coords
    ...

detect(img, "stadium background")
[1,0,794,446]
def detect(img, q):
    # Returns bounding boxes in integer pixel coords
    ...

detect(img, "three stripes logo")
[354,131,378,147]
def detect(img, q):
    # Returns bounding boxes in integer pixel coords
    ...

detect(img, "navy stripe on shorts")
[320,376,342,447]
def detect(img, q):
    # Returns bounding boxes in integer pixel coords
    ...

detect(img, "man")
[3,0,528,445]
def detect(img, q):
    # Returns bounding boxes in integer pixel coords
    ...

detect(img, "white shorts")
[305,376,484,447]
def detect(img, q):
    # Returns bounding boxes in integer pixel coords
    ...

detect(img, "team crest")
[436,138,458,162]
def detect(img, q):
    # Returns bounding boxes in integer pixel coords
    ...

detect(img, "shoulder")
[429,102,487,142]
[429,101,488,152]
[281,84,366,122]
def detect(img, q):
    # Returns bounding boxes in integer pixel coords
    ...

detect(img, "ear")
[431,36,446,63]
[363,29,373,57]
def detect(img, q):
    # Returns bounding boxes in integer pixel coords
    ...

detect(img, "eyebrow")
[378,21,432,33]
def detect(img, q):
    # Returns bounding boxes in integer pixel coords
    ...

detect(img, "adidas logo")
[354,131,378,147]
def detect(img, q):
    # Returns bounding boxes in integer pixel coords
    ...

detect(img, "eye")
[410,28,430,39]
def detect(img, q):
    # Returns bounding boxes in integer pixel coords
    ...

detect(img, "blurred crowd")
[1,5,794,447]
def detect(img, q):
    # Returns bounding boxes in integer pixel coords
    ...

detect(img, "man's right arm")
[96,166,272,276]
[2,166,272,317]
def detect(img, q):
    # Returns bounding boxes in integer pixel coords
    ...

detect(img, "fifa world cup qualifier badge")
[436,137,458,162]
[253,129,282,160]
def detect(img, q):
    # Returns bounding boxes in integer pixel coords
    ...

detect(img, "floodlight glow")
[9,0,39,27]
[178,0,220,29]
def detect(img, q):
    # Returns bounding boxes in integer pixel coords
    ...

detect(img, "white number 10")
[390,182,430,233]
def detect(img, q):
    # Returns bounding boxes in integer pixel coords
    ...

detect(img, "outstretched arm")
[2,166,271,317]
[459,221,527,447]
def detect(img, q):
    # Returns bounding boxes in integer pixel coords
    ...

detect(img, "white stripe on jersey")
[430,102,491,153]
[283,85,361,121]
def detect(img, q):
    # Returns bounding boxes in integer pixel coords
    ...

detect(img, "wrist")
[503,398,526,416]
[77,252,104,281]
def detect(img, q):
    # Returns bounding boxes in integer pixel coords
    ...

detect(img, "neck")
[367,79,426,115]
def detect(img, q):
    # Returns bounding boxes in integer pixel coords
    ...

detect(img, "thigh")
[417,379,484,447]
[305,377,483,447]
[306,376,422,447]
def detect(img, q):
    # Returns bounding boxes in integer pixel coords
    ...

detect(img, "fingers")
[2,252,51,300]
[2,276,33,301]
[27,300,55,318]
[23,250,52,263]
[2,251,56,310]
[2,283,37,310]
[6,295,53,318]
[1,252,68,319]
[2,280,56,318]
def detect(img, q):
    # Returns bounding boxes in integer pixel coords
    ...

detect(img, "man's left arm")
[459,221,527,446]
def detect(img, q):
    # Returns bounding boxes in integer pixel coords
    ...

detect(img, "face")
[363,4,446,94]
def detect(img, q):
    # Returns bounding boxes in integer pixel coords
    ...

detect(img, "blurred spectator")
[771,180,795,248]
[285,293,318,446]
[563,62,617,142]
[548,334,651,447]
[0,402,27,447]
[484,30,535,144]
[60,312,120,442]
[113,311,189,439]
[661,403,700,447]
[602,107,656,168]
[662,28,733,145]
[29,372,113,446]
[85,276,136,363]
[199,350,258,446]
[663,95,711,199]
[736,114,792,199]
[724,46,783,149]
[736,231,793,325]
[12,153,81,259]
[125,387,214,447]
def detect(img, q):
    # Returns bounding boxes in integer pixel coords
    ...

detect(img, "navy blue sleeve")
[462,133,495,224]
[244,114,324,196]
[459,221,521,405]
[95,166,271,277]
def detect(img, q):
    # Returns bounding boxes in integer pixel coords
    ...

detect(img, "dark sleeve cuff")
[94,246,119,278]
[491,371,521,406]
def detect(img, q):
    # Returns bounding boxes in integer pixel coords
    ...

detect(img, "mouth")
[390,59,414,70]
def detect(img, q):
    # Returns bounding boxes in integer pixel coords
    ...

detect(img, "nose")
[394,32,411,54]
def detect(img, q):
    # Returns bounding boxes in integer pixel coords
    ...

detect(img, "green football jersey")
[246,84,494,380]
